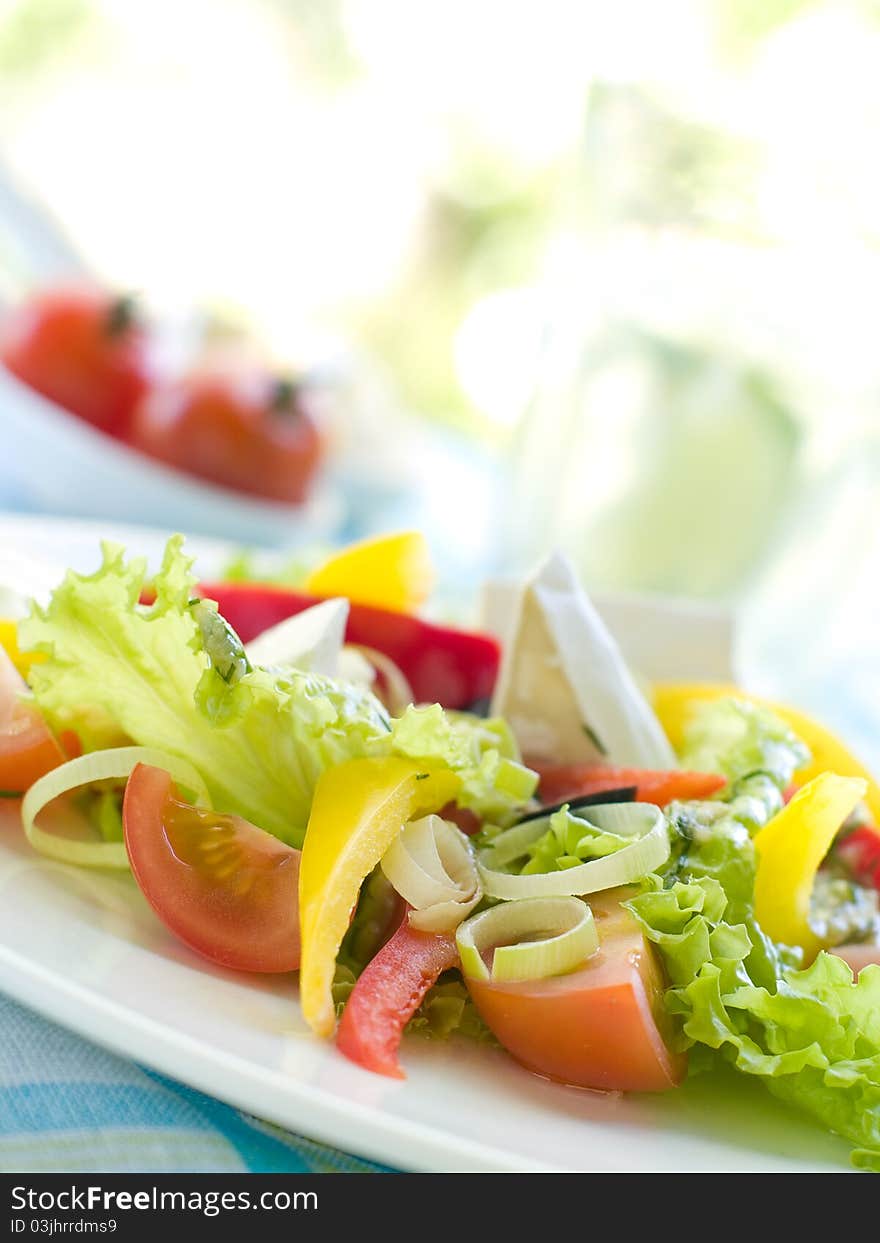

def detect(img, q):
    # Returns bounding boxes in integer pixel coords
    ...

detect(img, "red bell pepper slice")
[533,763,727,809]
[336,914,459,1079]
[196,581,500,710]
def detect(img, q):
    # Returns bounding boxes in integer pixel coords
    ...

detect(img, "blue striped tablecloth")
[0,994,389,1174]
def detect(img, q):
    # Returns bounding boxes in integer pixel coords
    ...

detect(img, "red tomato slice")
[336,913,458,1078]
[123,763,301,973]
[462,888,686,1093]
[0,644,64,795]
[534,763,726,808]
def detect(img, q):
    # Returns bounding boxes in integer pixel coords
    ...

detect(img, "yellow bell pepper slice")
[753,772,866,959]
[299,756,459,1037]
[304,531,435,614]
[652,681,880,825]
[0,619,44,680]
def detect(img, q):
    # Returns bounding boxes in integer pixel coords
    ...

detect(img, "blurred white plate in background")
[0,366,343,546]
[0,512,233,599]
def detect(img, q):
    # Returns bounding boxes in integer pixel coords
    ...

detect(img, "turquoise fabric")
[0,994,390,1173]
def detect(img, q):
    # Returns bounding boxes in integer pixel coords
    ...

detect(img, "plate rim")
[0,939,560,1174]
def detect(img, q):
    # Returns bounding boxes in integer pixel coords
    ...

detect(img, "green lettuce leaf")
[21,537,534,846]
[407,978,497,1044]
[337,868,401,977]
[626,876,880,1168]
[809,874,880,948]
[679,697,809,789]
[633,698,880,1168]
[20,538,392,847]
[663,701,812,985]
[386,704,537,824]
[519,805,630,875]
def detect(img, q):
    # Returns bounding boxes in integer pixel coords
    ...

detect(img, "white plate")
[0,516,856,1173]
[0,814,854,1174]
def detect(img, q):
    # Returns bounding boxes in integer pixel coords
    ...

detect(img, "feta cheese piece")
[480,579,735,684]
[490,552,677,768]
[246,597,349,677]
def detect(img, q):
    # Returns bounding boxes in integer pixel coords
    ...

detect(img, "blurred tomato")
[127,367,325,503]
[0,286,153,436]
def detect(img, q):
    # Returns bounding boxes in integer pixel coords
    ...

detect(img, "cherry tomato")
[0,286,152,436]
[127,367,324,503]
[0,644,64,795]
[534,763,726,808]
[461,888,686,1093]
[123,763,301,972]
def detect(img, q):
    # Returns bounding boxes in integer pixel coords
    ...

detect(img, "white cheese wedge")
[480,580,735,684]
[490,552,677,768]
[246,597,349,677]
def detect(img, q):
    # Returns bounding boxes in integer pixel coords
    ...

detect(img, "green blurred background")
[2,0,880,629]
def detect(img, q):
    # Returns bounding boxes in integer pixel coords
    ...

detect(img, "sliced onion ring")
[21,747,211,869]
[477,802,669,899]
[381,813,481,932]
[456,896,598,982]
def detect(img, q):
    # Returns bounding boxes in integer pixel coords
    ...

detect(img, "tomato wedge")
[533,762,726,809]
[0,643,64,795]
[336,914,458,1078]
[462,888,685,1092]
[123,763,301,973]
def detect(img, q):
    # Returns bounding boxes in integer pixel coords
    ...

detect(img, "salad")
[1,530,879,1171]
